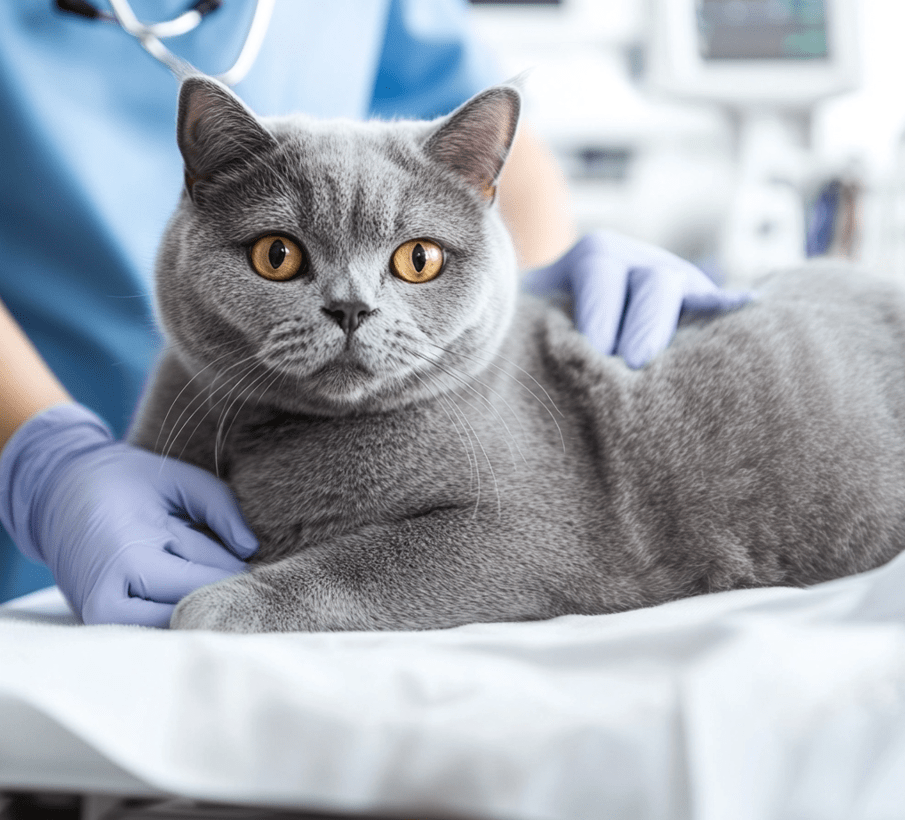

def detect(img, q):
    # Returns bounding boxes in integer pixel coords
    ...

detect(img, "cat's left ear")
[424,85,521,204]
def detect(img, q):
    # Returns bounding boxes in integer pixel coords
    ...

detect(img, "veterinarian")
[0,0,743,625]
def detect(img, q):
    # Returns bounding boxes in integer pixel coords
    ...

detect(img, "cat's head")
[155,76,521,416]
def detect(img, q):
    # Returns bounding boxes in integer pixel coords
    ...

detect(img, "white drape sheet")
[1,553,905,820]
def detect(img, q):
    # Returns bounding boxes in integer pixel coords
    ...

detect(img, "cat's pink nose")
[322,301,372,335]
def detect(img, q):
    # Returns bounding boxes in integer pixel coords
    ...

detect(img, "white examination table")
[2,551,905,820]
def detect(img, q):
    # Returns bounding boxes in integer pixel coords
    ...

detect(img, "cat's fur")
[131,77,905,632]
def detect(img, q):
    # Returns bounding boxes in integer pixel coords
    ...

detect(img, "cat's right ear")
[177,76,276,202]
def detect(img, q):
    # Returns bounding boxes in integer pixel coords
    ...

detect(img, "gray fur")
[131,77,905,632]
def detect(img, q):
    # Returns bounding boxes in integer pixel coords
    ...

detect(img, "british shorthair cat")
[131,77,905,631]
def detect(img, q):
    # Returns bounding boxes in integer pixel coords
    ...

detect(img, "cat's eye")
[249,235,306,281]
[391,239,444,284]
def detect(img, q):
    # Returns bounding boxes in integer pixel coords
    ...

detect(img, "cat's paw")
[170,574,267,632]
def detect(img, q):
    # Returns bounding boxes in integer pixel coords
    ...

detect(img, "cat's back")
[538,263,905,437]
[662,264,905,431]
[535,264,905,592]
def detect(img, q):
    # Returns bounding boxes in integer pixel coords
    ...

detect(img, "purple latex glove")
[0,403,258,627]
[522,231,751,368]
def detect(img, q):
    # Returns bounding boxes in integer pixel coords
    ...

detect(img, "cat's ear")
[177,76,276,200]
[424,85,521,204]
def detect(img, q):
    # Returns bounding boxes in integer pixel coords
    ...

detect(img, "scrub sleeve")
[0,0,500,602]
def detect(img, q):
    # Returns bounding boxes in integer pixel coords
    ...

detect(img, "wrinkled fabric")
[2,551,905,820]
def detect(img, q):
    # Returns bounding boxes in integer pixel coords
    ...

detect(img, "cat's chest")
[225,406,471,556]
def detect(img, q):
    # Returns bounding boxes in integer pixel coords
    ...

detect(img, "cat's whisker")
[422,337,566,455]
[212,361,277,476]
[479,347,565,418]
[446,392,501,519]
[165,354,261,463]
[169,362,261,471]
[417,338,536,462]
[209,363,262,476]
[258,365,293,413]
[396,344,497,428]
[396,344,502,518]
[405,368,476,480]
[160,352,260,466]
[215,365,287,477]
[157,344,257,455]
[439,394,483,520]
[153,341,246,455]
[272,358,296,397]
[390,356,481,507]
[401,344,526,470]
[214,372,281,478]
[212,352,295,466]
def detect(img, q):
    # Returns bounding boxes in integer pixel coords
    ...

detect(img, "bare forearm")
[497,124,578,270]
[0,298,72,449]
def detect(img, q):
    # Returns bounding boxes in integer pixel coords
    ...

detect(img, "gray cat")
[131,76,905,632]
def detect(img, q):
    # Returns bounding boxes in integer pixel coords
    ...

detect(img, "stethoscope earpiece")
[55,0,115,21]
[53,0,271,86]
[55,0,221,25]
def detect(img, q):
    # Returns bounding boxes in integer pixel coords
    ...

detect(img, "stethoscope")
[54,0,275,85]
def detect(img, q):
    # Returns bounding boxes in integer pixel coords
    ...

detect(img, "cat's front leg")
[170,510,597,632]
[170,549,390,632]
[170,539,387,631]
[170,571,277,632]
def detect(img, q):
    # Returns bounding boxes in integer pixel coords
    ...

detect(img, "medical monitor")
[647,0,859,107]
[470,0,561,5]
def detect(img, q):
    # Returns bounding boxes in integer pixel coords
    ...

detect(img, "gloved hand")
[0,403,258,628]
[522,231,752,368]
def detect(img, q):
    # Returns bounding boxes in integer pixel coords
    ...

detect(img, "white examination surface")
[2,552,905,820]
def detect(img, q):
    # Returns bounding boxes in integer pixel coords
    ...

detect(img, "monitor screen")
[470,0,562,5]
[697,0,829,60]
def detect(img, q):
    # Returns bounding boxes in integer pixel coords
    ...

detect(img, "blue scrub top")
[0,0,500,602]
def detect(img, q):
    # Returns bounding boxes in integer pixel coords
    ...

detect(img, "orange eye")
[391,239,444,284]
[249,235,306,281]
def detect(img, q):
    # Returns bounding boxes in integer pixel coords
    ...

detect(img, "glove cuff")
[0,403,114,562]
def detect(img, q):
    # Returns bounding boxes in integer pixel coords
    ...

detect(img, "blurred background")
[468,0,905,287]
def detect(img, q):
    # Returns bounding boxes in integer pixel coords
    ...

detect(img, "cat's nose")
[322,301,373,335]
